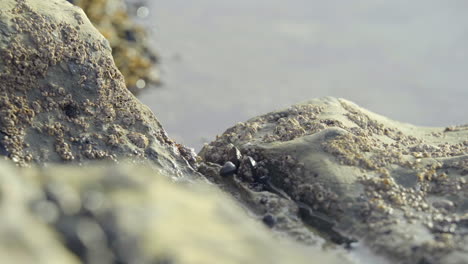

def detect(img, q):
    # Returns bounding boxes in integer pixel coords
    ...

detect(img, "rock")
[0,160,347,264]
[67,0,160,93]
[0,0,192,176]
[262,214,276,228]
[219,161,236,177]
[200,97,468,264]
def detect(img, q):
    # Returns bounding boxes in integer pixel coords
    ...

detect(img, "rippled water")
[136,0,468,150]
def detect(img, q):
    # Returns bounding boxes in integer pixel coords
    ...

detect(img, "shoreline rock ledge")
[0,0,195,176]
[200,97,468,264]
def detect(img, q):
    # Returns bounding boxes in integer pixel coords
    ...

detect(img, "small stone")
[262,214,276,228]
[220,161,237,177]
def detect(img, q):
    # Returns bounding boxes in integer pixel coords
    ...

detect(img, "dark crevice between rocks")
[260,175,355,247]
[248,158,356,247]
[254,175,356,247]
[296,201,356,247]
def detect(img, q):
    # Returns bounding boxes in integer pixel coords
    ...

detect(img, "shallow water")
[137,0,468,151]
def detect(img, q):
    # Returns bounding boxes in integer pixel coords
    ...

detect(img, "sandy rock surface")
[0,0,193,176]
[200,97,468,264]
[0,160,346,264]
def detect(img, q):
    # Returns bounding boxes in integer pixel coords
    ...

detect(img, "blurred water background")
[135,0,468,151]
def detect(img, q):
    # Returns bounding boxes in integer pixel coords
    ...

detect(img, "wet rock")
[262,214,276,228]
[219,161,236,177]
[200,97,468,264]
[0,160,346,264]
[0,0,193,176]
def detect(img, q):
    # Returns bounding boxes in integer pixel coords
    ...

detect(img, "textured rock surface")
[2,1,466,263]
[66,0,160,93]
[0,160,346,264]
[0,0,193,175]
[200,97,468,264]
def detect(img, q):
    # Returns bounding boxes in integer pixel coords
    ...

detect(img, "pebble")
[220,161,237,177]
[262,214,276,228]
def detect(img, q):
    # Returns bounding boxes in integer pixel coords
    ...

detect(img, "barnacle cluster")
[0,0,192,173]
